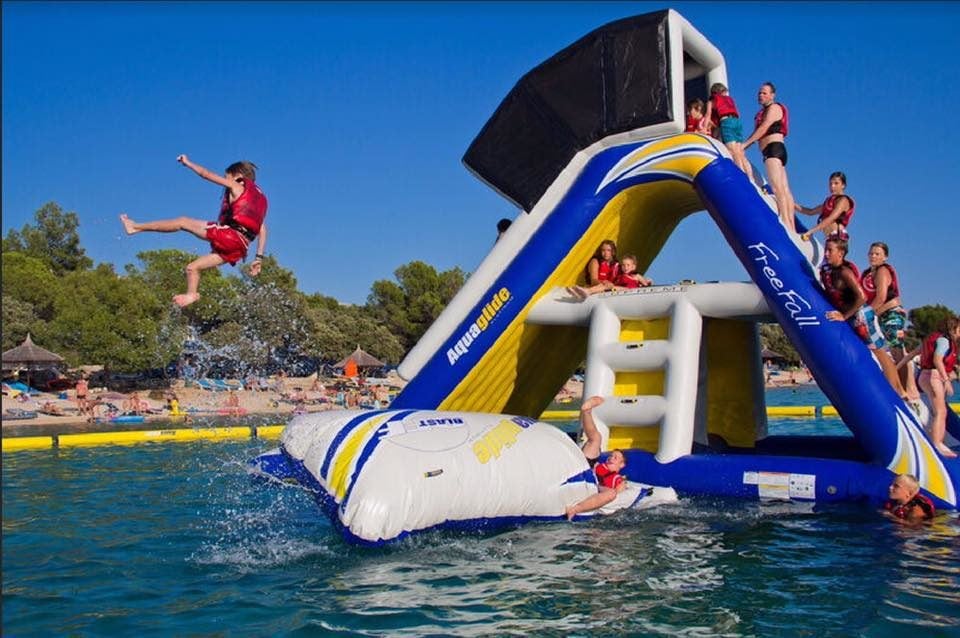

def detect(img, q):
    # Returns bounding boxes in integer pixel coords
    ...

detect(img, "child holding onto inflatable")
[565,396,629,520]
[700,83,751,175]
[569,254,652,300]
[884,473,935,522]
[120,155,268,308]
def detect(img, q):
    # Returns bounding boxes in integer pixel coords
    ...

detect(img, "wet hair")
[621,253,638,265]
[894,473,919,492]
[609,449,627,465]
[686,98,705,113]
[762,81,777,93]
[225,160,258,182]
[826,237,849,257]
[709,82,727,96]
[829,171,847,186]
[869,241,889,257]
[594,240,617,262]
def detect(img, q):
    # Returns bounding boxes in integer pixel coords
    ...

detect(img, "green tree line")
[2,202,466,373]
[3,202,954,375]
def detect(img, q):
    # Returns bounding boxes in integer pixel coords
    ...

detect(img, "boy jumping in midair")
[120,154,268,307]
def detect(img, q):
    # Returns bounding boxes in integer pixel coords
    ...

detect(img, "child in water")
[884,473,935,522]
[569,254,652,300]
[120,155,268,307]
[565,396,629,520]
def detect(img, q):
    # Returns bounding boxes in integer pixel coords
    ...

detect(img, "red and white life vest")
[755,102,789,137]
[819,194,855,231]
[885,493,935,520]
[710,94,739,126]
[219,180,268,240]
[594,463,624,489]
[860,263,900,306]
[920,332,957,374]
[820,260,861,311]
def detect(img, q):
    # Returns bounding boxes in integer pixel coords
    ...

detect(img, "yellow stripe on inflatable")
[329,415,388,500]
[821,406,839,417]
[2,436,54,451]
[890,425,911,476]
[886,408,955,505]
[612,135,716,177]
[951,402,960,412]
[59,427,251,447]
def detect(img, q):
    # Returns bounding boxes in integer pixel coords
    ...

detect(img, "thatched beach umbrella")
[761,348,786,361]
[2,333,65,387]
[334,346,385,378]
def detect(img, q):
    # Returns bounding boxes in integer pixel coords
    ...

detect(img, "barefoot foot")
[173,293,200,308]
[565,506,577,521]
[119,213,138,235]
[581,395,604,412]
[935,443,957,458]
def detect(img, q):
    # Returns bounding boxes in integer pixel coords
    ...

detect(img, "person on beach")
[120,155,268,308]
[685,98,706,133]
[565,396,628,520]
[884,474,935,522]
[74,376,89,416]
[700,83,751,174]
[796,171,855,243]
[860,242,919,403]
[917,316,959,458]
[743,82,796,231]
[820,238,905,397]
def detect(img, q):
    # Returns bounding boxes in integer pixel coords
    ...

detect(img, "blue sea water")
[4,394,959,636]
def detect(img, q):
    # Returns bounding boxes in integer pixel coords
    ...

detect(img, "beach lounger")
[213,379,243,391]
[3,408,38,420]
[196,378,225,392]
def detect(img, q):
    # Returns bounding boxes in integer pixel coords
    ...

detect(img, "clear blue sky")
[4,2,958,311]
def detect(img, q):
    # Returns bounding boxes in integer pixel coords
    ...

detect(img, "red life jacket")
[710,94,739,126]
[885,493,935,520]
[615,272,641,288]
[818,194,855,232]
[920,332,957,374]
[754,102,789,137]
[218,180,268,240]
[860,263,900,306]
[594,462,624,489]
[820,260,861,311]
[592,259,620,284]
[685,115,702,132]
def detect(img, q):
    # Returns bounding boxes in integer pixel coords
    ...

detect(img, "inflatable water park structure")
[256,10,959,544]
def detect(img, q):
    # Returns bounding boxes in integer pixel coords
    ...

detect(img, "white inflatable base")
[598,484,679,515]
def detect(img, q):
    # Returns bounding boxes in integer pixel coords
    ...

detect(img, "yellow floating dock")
[2,436,55,451]
[1,424,287,452]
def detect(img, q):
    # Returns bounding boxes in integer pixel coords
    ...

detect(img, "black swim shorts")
[761,141,788,166]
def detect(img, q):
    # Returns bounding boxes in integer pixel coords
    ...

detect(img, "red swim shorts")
[205,223,249,265]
